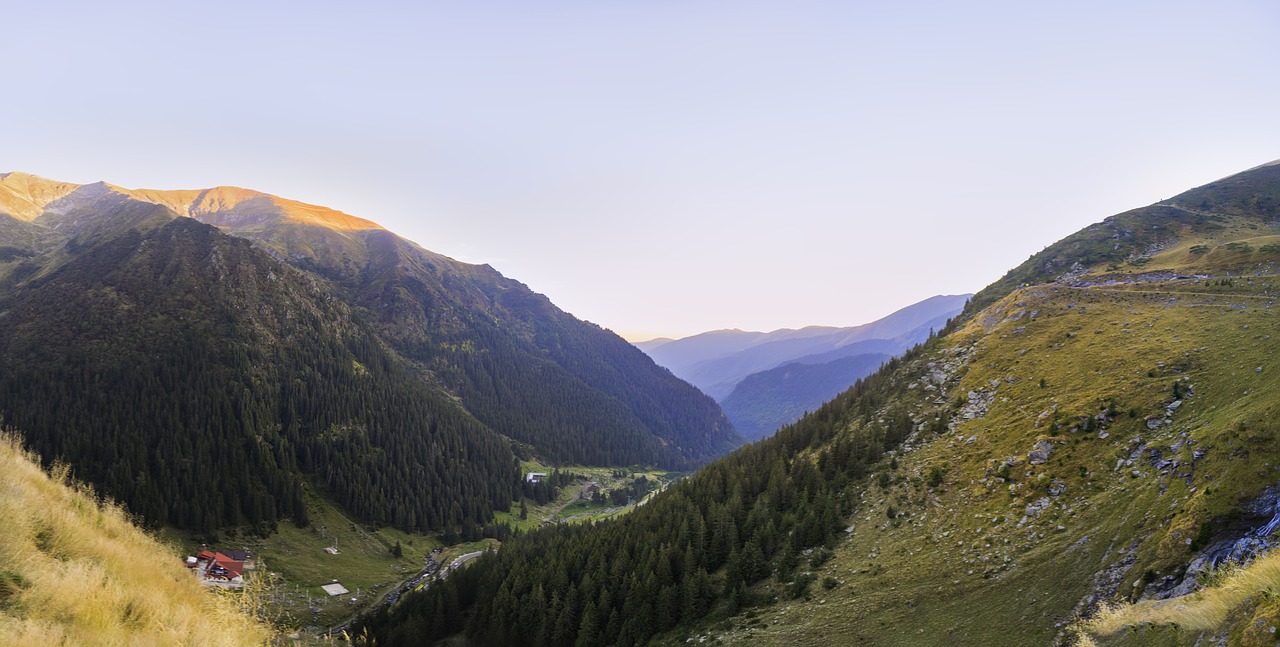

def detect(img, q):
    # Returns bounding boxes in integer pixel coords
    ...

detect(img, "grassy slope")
[0,430,270,646]
[213,491,442,630]
[672,175,1280,645]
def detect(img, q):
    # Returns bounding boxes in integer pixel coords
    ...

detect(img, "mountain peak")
[0,172,86,221]
[0,172,385,234]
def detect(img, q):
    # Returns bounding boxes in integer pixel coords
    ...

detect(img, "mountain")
[718,352,892,441]
[360,159,1280,646]
[0,173,740,534]
[0,429,269,645]
[638,295,968,440]
[639,294,970,399]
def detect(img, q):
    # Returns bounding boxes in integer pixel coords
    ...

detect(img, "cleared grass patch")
[168,488,440,630]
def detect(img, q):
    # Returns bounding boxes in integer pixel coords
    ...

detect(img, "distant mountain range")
[0,172,741,534]
[636,294,970,439]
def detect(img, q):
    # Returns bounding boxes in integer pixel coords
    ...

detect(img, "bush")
[927,465,946,487]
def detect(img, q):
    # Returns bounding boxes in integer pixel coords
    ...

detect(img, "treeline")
[591,475,651,507]
[0,219,516,534]
[353,344,941,646]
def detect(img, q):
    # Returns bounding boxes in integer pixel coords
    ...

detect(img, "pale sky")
[3,1,1278,340]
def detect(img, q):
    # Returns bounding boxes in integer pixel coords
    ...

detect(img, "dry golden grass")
[0,430,271,646]
[1077,550,1280,642]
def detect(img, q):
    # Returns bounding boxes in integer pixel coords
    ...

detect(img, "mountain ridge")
[0,172,385,232]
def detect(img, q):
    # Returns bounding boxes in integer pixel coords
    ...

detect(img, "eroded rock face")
[1145,484,1280,600]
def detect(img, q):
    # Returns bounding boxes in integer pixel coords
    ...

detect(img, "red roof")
[204,552,245,580]
[196,550,215,560]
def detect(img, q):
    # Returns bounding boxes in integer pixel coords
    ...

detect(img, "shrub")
[927,466,946,487]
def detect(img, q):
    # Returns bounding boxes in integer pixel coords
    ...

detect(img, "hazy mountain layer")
[640,294,969,399]
[719,352,892,441]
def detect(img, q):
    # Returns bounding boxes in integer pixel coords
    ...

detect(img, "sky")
[3,1,1279,341]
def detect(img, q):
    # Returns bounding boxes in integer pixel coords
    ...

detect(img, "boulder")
[1028,440,1055,465]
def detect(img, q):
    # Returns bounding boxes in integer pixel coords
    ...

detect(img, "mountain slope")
[640,296,967,441]
[359,159,1280,646]
[0,215,518,533]
[701,159,1280,645]
[0,429,269,646]
[341,230,740,467]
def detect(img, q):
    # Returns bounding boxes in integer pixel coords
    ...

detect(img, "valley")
[3,4,1273,646]
[8,161,1280,645]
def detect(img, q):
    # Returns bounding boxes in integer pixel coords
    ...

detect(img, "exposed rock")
[1028,440,1055,465]
[1025,497,1051,518]
[960,388,996,420]
[1049,479,1067,497]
